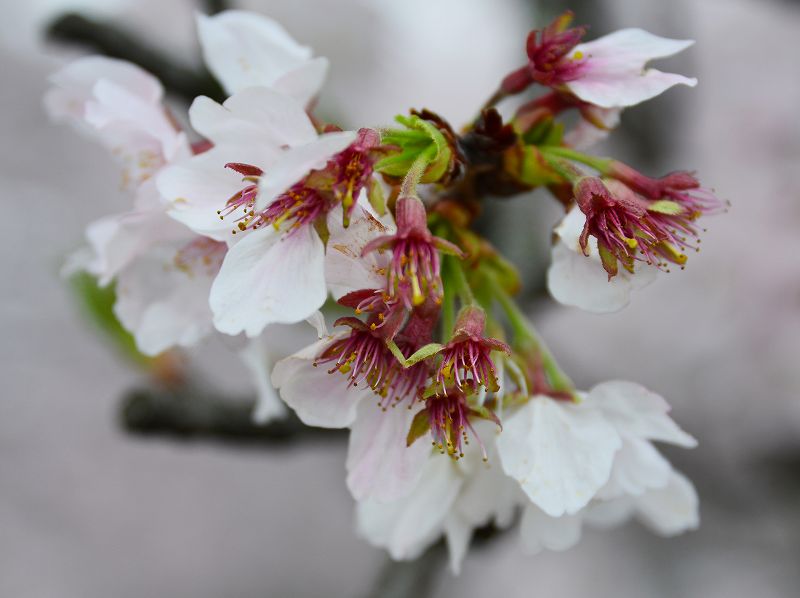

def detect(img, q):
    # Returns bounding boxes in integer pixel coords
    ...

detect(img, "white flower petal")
[189,89,317,149]
[356,454,462,561]
[453,430,520,530]
[346,400,430,502]
[272,57,329,107]
[519,505,583,555]
[635,470,699,536]
[305,311,328,338]
[497,396,621,517]
[584,498,635,529]
[590,380,697,447]
[239,336,287,424]
[547,206,657,313]
[569,28,697,108]
[210,225,327,336]
[597,437,672,500]
[196,10,326,104]
[271,334,367,428]
[444,514,472,575]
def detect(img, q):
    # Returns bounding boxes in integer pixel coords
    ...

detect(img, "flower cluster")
[49,8,723,573]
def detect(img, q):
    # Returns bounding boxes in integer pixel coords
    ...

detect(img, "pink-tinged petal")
[210,225,326,337]
[325,202,395,299]
[86,183,193,285]
[568,29,696,108]
[589,380,697,447]
[519,505,583,555]
[113,244,214,356]
[45,56,189,181]
[596,437,672,501]
[47,55,161,102]
[497,396,621,517]
[239,337,287,424]
[346,400,430,502]
[563,107,621,150]
[634,470,699,536]
[568,69,697,109]
[196,10,326,104]
[255,131,356,211]
[271,334,368,427]
[356,454,463,561]
[88,79,184,161]
[547,206,657,313]
[44,56,162,127]
[579,28,695,64]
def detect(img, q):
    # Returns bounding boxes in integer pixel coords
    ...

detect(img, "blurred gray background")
[2,0,800,596]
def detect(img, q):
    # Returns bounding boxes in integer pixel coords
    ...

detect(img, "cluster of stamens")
[434,306,510,396]
[576,177,711,276]
[218,162,327,236]
[331,128,380,225]
[314,319,426,408]
[425,391,486,460]
[362,196,462,309]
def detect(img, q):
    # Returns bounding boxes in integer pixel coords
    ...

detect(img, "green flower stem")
[492,283,574,393]
[448,256,477,306]
[541,146,613,174]
[440,262,456,339]
[540,153,584,184]
[400,152,431,197]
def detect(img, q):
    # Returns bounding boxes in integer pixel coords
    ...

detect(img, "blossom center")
[314,324,426,407]
[218,162,327,236]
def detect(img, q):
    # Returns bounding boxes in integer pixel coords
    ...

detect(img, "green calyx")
[376,114,453,184]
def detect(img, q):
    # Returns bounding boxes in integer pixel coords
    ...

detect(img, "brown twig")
[120,386,343,447]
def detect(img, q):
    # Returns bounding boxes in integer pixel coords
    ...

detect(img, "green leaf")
[647,200,685,215]
[403,342,444,367]
[541,121,565,146]
[406,409,431,446]
[511,145,563,187]
[469,404,501,428]
[385,339,408,365]
[367,177,386,216]
[597,243,619,279]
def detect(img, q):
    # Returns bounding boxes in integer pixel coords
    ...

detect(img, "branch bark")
[120,386,343,446]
